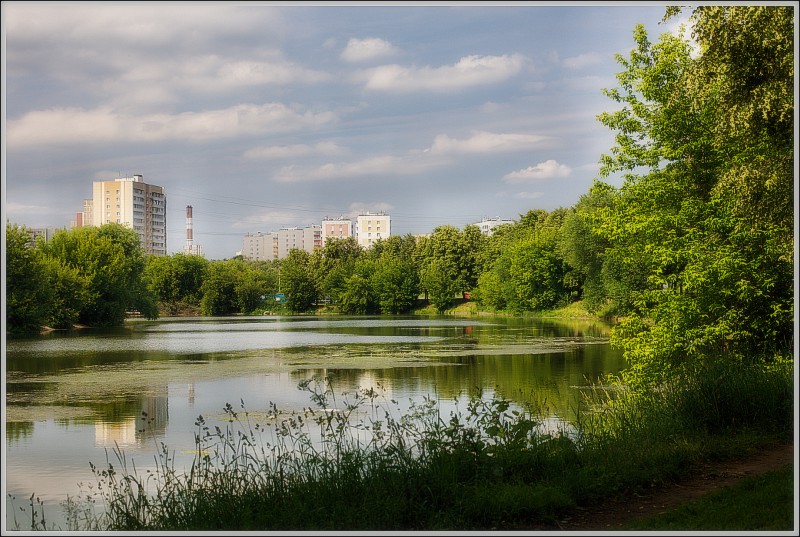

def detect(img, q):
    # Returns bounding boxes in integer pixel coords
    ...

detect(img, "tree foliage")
[597,5,794,390]
[6,223,53,335]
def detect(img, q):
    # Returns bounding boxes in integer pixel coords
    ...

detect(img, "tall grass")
[10,359,793,531]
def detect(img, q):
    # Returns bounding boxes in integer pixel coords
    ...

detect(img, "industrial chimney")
[183,205,204,256]
[185,205,194,248]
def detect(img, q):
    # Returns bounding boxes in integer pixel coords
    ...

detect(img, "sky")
[2,1,691,260]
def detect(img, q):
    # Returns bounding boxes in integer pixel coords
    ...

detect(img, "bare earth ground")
[526,441,796,531]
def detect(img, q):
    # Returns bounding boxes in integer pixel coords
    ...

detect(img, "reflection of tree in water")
[6,420,34,442]
[285,341,624,425]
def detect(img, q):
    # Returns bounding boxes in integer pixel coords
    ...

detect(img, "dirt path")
[529,441,795,531]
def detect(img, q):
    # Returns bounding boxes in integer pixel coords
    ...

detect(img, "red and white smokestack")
[185,205,194,247]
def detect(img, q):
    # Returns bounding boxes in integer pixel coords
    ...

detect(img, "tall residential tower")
[76,174,167,255]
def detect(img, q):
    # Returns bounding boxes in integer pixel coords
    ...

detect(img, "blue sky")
[3,1,688,260]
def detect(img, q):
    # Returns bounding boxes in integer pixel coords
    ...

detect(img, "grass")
[8,360,794,532]
[624,464,795,531]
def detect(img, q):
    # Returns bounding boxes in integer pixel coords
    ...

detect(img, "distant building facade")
[471,216,514,236]
[242,231,274,261]
[75,174,167,255]
[25,227,60,246]
[355,211,390,248]
[242,224,322,261]
[321,216,354,245]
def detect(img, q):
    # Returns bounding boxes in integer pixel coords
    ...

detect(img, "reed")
[10,359,792,531]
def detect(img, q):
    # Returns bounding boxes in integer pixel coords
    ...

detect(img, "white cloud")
[341,38,399,62]
[562,52,603,70]
[102,55,329,109]
[6,5,282,50]
[429,131,547,155]
[273,152,443,183]
[243,141,347,160]
[7,103,338,148]
[503,160,572,182]
[513,191,544,199]
[358,54,525,93]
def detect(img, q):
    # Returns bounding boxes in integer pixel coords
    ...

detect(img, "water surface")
[5,314,625,529]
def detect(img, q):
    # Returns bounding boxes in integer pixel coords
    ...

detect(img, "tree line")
[6,6,792,392]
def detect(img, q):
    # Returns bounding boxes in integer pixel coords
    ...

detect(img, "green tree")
[280,249,317,313]
[5,223,53,335]
[371,257,419,314]
[200,260,239,316]
[419,258,460,313]
[41,256,90,329]
[597,6,794,390]
[40,224,157,326]
[557,184,616,312]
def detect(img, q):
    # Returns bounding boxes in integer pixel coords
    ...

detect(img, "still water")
[4,315,625,528]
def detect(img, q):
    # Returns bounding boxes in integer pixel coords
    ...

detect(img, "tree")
[597,6,794,390]
[371,256,419,314]
[41,256,89,329]
[39,224,157,326]
[200,260,239,316]
[557,183,617,312]
[280,249,317,313]
[6,223,53,335]
[419,258,460,313]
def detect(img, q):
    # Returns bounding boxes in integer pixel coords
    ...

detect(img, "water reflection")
[5,315,626,529]
[94,391,169,449]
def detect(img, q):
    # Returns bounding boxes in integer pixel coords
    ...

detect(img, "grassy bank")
[624,464,795,531]
[11,359,793,532]
[409,298,592,318]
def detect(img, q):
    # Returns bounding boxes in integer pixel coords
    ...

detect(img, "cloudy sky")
[3,1,684,260]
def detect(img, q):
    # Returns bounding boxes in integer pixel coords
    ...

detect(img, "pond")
[4,314,626,529]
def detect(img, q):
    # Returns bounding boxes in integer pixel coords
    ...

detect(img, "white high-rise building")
[355,211,391,248]
[471,216,514,236]
[242,224,322,261]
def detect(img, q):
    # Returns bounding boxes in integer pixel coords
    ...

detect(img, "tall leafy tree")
[200,260,239,316]
[419,258,460,312]
[40,224,157,326]
[280,249,317,313]
[339,258,379,315]
[557,183,617,312]
[6,223,53,335]
[371,255,419,314]
[597,6,794,390]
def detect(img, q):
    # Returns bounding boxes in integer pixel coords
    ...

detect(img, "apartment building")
[25,227,60,247]
[321,216,354,246]
[242,231,275,261]
[242,224,322,261]
[471,216,514,236]
[75,174,167,255]
[355,211,390,248]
